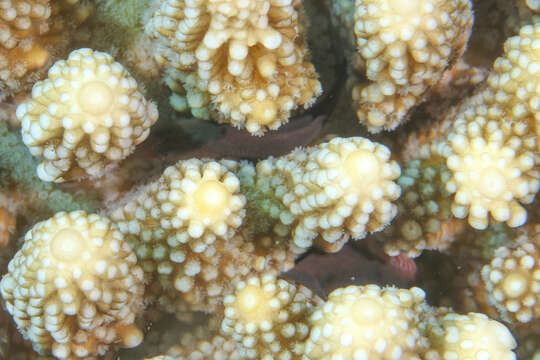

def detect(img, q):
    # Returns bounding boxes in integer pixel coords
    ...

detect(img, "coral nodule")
[0,211,145,359]
[17,48,158,183]
[148,0,322,134]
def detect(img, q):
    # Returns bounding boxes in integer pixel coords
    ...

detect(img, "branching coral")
[108,136,400,314]
[221,274,320,359]
[1,1,540,359]
[240,137,401,253]
[351,0,473,132]
[304,284,429,359]
[147,0,322,134]
[424,312,518,360]
[440,25,540,230]
[393,22,540,232]
[0,0,92,100]
[17,48,158,183]
[481,226,540,323]
[147,281,517,359]
[0,211,145,359]
[0,120,99,217]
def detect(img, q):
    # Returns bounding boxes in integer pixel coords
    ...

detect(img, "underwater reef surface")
[0,0,539,359]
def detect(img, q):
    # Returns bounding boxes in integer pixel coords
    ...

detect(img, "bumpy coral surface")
[110,160,248,309]
[0,0,51,86]
[242,137,402,253]
[0,211,145,359]
[438,24,540,230]
[17,48,158,183]
[0,0,92,100]
[304,284,428,359]
[381,157,465,257]
[424,312,518,360]
[352,0,473,132]
[445,116,537,230]
[148,0,322,134]
[221,274,319,359]
[487,23,540,151]
[481,228,540,323]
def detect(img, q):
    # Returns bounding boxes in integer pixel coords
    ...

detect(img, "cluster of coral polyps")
[351,0,473,132]
[17,48,159,183]
[373,21,540,261]
[0,0,92,100]
[109,137,401,313]
[145,281,517,360]
[441,23,540,230]
[480,225,540,324]
[0,211,145,359]
[147,0,322,134]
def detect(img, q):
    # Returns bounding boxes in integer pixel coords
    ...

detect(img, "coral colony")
[1,0,540,359]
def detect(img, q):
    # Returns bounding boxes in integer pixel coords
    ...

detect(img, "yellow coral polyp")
[0,211,145,359]
[244,137,402,253]
[193,180,232,220]
[50,228,88,261]
[18,48,158,182]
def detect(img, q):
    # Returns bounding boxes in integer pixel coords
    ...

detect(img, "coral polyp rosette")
[148,0,322,134]
[0,0,92,99]
[304,284,428,359]
[17,48,158,183]
[445,121,538,230]
[247,137,401,252]
[221,274,320,359]
[481,230,540,323]
[0,211,145,359]
[352,0,473,132]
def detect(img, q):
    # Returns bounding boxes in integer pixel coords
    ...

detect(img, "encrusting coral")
[147,0,322,134]
[17,48,159,183]
[351,0,473,132]
[0,211,145,359]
